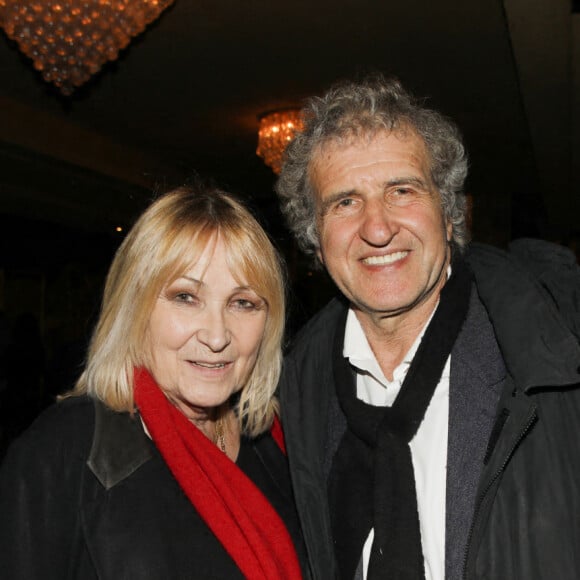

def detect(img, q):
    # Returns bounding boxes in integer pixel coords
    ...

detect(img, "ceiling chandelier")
[256,109,304,175]
[0,0,175,96]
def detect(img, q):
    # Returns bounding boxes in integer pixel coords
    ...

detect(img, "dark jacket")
[280,240,580,579]
[0,395,306,579]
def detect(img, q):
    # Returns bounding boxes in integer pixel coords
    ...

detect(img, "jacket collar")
[87,399,153,490]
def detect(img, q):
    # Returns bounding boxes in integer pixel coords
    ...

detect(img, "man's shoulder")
[467,238,577,271]
[467,239,580,338]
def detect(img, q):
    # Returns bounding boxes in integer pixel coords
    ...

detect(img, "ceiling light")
[0,0,174,96]
[256,109,304,175]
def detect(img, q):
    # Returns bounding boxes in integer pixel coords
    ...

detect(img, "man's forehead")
[308,126,432,188]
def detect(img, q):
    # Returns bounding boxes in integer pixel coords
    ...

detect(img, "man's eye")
[388,187,421,205]
[337,198,354,207]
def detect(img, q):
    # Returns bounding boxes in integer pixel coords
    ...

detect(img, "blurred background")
[0,0,579,450]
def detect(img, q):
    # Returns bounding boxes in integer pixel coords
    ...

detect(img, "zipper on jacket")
[461,406,537,579]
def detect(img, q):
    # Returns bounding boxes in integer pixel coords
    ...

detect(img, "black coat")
[280,240,580,580]
[0,396,307,579]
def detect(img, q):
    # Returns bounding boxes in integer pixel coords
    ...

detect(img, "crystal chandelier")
[0,0,175,96]
[256,109,304,175]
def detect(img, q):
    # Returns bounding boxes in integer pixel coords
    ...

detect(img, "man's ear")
[316,247,324,265]
[446,220,453,242]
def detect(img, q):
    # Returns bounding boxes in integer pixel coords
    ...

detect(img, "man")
[276,76,580,580]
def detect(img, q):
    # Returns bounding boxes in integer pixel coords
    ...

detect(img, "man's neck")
[354,290,442,381]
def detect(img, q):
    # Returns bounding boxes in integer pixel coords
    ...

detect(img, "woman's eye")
[232,299,256,310]
[231,296,264,311]
[174,292,197,304]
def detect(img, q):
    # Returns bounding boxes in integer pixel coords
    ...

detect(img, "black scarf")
[329,259,472,579]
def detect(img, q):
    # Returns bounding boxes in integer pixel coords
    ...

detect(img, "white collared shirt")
[344,309,450,580]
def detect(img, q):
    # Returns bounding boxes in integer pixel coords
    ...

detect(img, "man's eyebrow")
[384,176,430,189]
[318,176,432,215]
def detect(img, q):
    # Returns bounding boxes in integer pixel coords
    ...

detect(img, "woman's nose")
[196,309,231,352]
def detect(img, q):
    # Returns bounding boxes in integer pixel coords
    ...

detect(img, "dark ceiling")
[0,0,578,245]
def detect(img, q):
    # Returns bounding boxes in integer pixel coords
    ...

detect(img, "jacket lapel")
[87,399,152,489]
[446,287,506,580]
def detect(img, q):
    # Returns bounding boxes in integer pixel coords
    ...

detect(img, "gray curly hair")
[275,75,469,258]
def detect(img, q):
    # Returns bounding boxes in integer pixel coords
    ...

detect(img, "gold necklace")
[214,417,226,454]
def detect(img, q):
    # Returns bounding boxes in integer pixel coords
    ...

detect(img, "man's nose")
[358,199,398,246]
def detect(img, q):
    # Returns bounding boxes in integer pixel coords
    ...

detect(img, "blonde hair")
[70,186,286,437]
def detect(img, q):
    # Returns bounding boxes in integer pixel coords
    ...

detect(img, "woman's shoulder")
[28,395,95,436]
[3,396,96,466]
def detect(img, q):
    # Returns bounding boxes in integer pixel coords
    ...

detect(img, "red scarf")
[133,368,302,579]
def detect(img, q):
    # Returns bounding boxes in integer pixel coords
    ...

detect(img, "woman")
[0,186,307,579]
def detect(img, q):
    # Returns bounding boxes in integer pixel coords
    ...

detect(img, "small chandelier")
[0,0,175,96]
[256,108,304,174]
